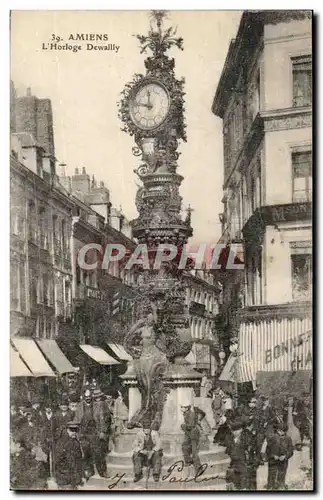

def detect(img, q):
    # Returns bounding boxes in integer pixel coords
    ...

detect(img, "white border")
[2,3,320,500]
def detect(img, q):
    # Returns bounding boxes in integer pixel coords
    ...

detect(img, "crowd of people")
[10,376,313,491]
[210,388,313,490]
[10,382,128,490]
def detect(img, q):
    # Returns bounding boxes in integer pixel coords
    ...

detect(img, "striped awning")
[10,346,34,377]
[11,338,56,377]
[80,345,120,365]
[237,317,312,383]
[107,343,132,362]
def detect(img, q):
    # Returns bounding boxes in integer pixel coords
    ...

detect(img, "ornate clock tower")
[119,11,202,455]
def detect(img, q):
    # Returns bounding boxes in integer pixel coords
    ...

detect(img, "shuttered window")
[292,55,312,107]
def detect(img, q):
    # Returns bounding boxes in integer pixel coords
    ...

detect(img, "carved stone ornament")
[263,110,312,132]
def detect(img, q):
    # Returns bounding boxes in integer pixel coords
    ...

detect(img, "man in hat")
[79,390,95,479]
[55,421,84,490]
[225,415,251,490]
[132,423,162,483]
[265,421,293,490]
[243,413,262,490]
[92,388,108,477]
[31,396,44,427]
[56,395,74,440]
[18,405,38,446]
[80,389,108,479]
[257,395,276,459]
[41,402,58,480]
[69,394,83,422]
[15,402,28,428]
[293,392,311,447]
[180,404,203,474]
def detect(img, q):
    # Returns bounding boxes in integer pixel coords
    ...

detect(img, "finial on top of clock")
[150,10,168,31]
[135,10,183,57]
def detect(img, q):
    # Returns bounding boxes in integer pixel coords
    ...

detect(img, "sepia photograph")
[9,9,313,491]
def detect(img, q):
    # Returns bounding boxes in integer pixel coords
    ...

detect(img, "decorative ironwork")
[119,11,198,430]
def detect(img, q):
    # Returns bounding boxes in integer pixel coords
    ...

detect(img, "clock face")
[130,82,170,130]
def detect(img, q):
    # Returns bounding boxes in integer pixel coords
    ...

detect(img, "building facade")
[10,85,136,388]
[10,134,74,342]
[59,166,137,348]
[212,11,312,389]
[184,269,220,377]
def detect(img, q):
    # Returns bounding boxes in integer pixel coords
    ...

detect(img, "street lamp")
[229,337,239,407]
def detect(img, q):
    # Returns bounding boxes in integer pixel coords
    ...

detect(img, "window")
[28,202,36,242]
[43,274,49,305]
[10,262,19,310]
[291,253,312,300]
[52,215,57,240]
[19,262,26,312]
[36,150,43,177]
[246,250,262,306]
[39,208,47,249]
[250,177,256,213]
[61,220,66,253]
[30,270,38,308]
[292,151,312,202]
[292,56,312,107]
[252,70,260,120]
[48,277,54,306]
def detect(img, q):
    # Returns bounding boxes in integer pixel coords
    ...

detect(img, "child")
[266,422,294,490]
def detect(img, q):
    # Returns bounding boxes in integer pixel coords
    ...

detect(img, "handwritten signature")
[103,473,126,489]
[162,460,219,484]
[102,460,218,489]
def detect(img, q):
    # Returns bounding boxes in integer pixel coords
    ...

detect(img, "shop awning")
[36,340,76,374]
[11,338,56,377]
[107,343,132,361]
[238,318,312,383]
[80,345,120,365]
[10,346,33,377]
[219,354,236,382]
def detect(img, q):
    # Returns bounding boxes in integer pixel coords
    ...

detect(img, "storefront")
[235,312,312,398]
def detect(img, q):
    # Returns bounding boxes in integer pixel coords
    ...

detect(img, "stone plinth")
[120,362,142,422]
[160,361,202,456]
[194,396,216,429]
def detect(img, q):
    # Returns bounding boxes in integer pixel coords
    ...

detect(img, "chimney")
[26,87,32,97]
[59,166,72,193]
[71,166,90,194]
[59,163,66,177]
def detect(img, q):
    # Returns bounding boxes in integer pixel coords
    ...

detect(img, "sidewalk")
[257,444,313,491]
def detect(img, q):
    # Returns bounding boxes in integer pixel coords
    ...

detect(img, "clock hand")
[146,90,153,110]
[135,101,152,109]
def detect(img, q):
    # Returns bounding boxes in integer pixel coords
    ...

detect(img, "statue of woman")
[126,312,168,430]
